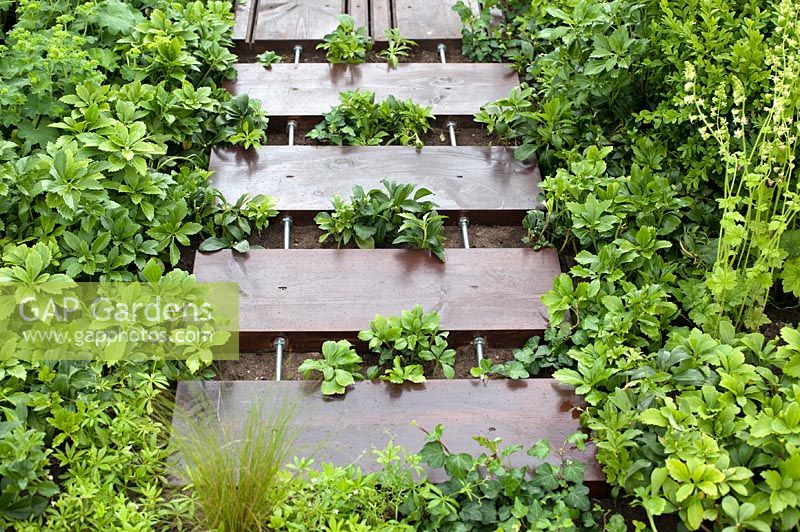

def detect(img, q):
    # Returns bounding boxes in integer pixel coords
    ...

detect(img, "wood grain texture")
[252,0,344,41]
[225,63,519,117]
[193,248,558,347]
[231,0,256,42]
[373,0,478,41]
[208,146,542,224]
[349,0,369,33]
[173,379,604,484]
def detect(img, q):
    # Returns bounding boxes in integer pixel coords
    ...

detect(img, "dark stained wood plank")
[373,0,478,42]
[208,146,542,224]
[193,248,558,348]
[174,379,604,485]
[231,0,256,43]
[252,0,344,42]
[225,63,519,117]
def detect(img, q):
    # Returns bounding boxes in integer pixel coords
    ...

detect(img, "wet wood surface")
[193,248,559,348]
[174,379,604,484]
[225,63,519,117]
[209,146,542,224]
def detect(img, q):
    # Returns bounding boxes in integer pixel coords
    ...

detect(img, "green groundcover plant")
[0,0,272,527]
[307,90,435,148]
[300,306,457,395]
[458,0,800,529]
[316,180,447,261]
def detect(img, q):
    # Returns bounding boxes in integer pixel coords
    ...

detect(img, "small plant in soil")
[380,356,426,384]
[315,179,447,261]
[307,90,434,148]
[394,211,447,262]
[379,28,417,67]
[360,305,456,379]
[256,50,282,68]
[298,339,363,395]
[470,336,568,379]
[317,14,372,64]
[198,193,278,253]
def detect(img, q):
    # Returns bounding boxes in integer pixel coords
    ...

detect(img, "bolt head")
[437,43,446,52]
[274,337,287,347]
[473,337,485,347]
[459,216,469,226]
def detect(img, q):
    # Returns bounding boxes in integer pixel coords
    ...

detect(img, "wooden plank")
[193,248,558,348]
[252,0,344,42]
[370,0,392,40]
[208,146,542,224]
[173,379,604,485]
[349,0,369,33]
[231,0,256,43]
[373,0,478,42]
[225,63,519,118]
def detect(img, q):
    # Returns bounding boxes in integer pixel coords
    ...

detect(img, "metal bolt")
[446,121,457,147]
[282,216,293,249]
[287,120,297,146]
[459,217,470,249]
[474,337,485,364]
[293,45,302,64]
[437,43,447,64]
[274,337,286,381]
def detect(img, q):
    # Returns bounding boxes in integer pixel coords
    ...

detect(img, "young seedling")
[378,29,417,67]
[256,50,282,68]
[298,340,363,395]
[381,356,426,384]
[317,14,373,64]
[393,211,447,262]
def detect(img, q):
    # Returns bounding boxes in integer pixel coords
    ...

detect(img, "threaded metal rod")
[437,43,447,64]
[293,45,302,64]
[474,337,485,364]
[446,121,457,147]
[282,216,292,249]
[287,120,296,146]
[459,217,470,249]
[274,337,286,381]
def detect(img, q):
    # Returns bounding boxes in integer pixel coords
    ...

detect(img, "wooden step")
[232,0,469,49]
[193,248,559,349]
[231,0,368,48]
[209,146,542,224]
[231,0,256,43]
[225,63,518,120]
[373,0,476,45]
[173,379,604,486]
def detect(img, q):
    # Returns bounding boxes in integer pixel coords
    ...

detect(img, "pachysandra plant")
[307,91,434,148]
[359,305,456,379]
[256,50,282,68]
[315,180,447,260]
[317,14,372,64]
[298,340,363,395]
